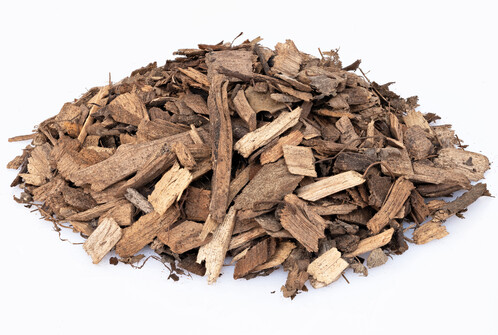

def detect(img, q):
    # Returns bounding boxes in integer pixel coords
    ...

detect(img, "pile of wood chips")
[8,37,490,298]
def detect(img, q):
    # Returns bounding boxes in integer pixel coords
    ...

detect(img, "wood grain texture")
[367,178,414,234]
[307,248,349,288]
[148,162,192,216]
[296,171,365,201]
[115,206,180,257]
[83,218,122,264]
[234,107,302,158]
[282,145,316,177]
[197,206,237,284]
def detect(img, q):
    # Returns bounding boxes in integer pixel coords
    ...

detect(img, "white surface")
[1,1,497,334]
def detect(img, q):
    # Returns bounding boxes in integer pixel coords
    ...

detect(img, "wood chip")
[197,207,237,284]
[148,162,192,215]
[367,178,414,234]
[307,248,349,288]
[83,218,122,264]
[235,107,302,158]
[296,171,366,201]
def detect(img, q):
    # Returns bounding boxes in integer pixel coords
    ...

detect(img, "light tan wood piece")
[98,201,134,227]
[433,148,490,182]
[277,84,312,101]
[271,40,303,77]
[344,228,394,258]
[178,67,210,87]
[282,145,317,177]
[234,107,302,158]
[307,248,349,288]
[296,170,365,201]
[233,89,257,131]
[83,218,122,264]
[413,221,448,245]
[366,248,388,268]
[403,109,432,134]
[260,130,303,165]
[107,92,149,126]
[148,162,192,215]
[367,178,414,234]
[311,203,357,216]
[78,85,109,143]
[197,207,237,284]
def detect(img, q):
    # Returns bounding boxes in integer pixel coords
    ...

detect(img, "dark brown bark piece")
[206,75,233,228]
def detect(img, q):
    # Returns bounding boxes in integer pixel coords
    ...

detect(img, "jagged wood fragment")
[197,207,237,284]
[83,218,122,264]
[70,130,199,192]
[434,148,490,182]
[201,75,233,239]
[344,228,394,258]
[414,183,489,245]
[282,145,316,177]
[99,201,134,227]
[172,142,196,169]
[185,187,211,221]
[107,92,149,126]
[234,238,276,279]
[272,40,303,77]
[260,129,303,165]
[234,107,302,158]
[296,171,366,201]
[307,248,349,288]
[233,89,257,131]
[252,241,296,272]
[311,203,358,216]
[367,178,414,234]
[228,227,267,250]
[148,162,192,215]
[124,188,153,214]
[366,248,388,268]
[157,220,211,254]
[234,159,303,218]
[244,86,286,113]
[115,206,180,257]
[280,194,327,252]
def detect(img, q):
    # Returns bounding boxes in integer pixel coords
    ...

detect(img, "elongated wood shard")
[296,171,366,201]
[367,178,415,234]
[344,228,394,258]
[234,107,302,158]
[197,207,237,284]
[202,75,233,238]
[83,218,122,264]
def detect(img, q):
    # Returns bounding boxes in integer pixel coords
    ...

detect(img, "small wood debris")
[8,36,490,298]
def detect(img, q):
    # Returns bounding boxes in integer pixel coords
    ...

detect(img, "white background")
[1,1,497,334]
